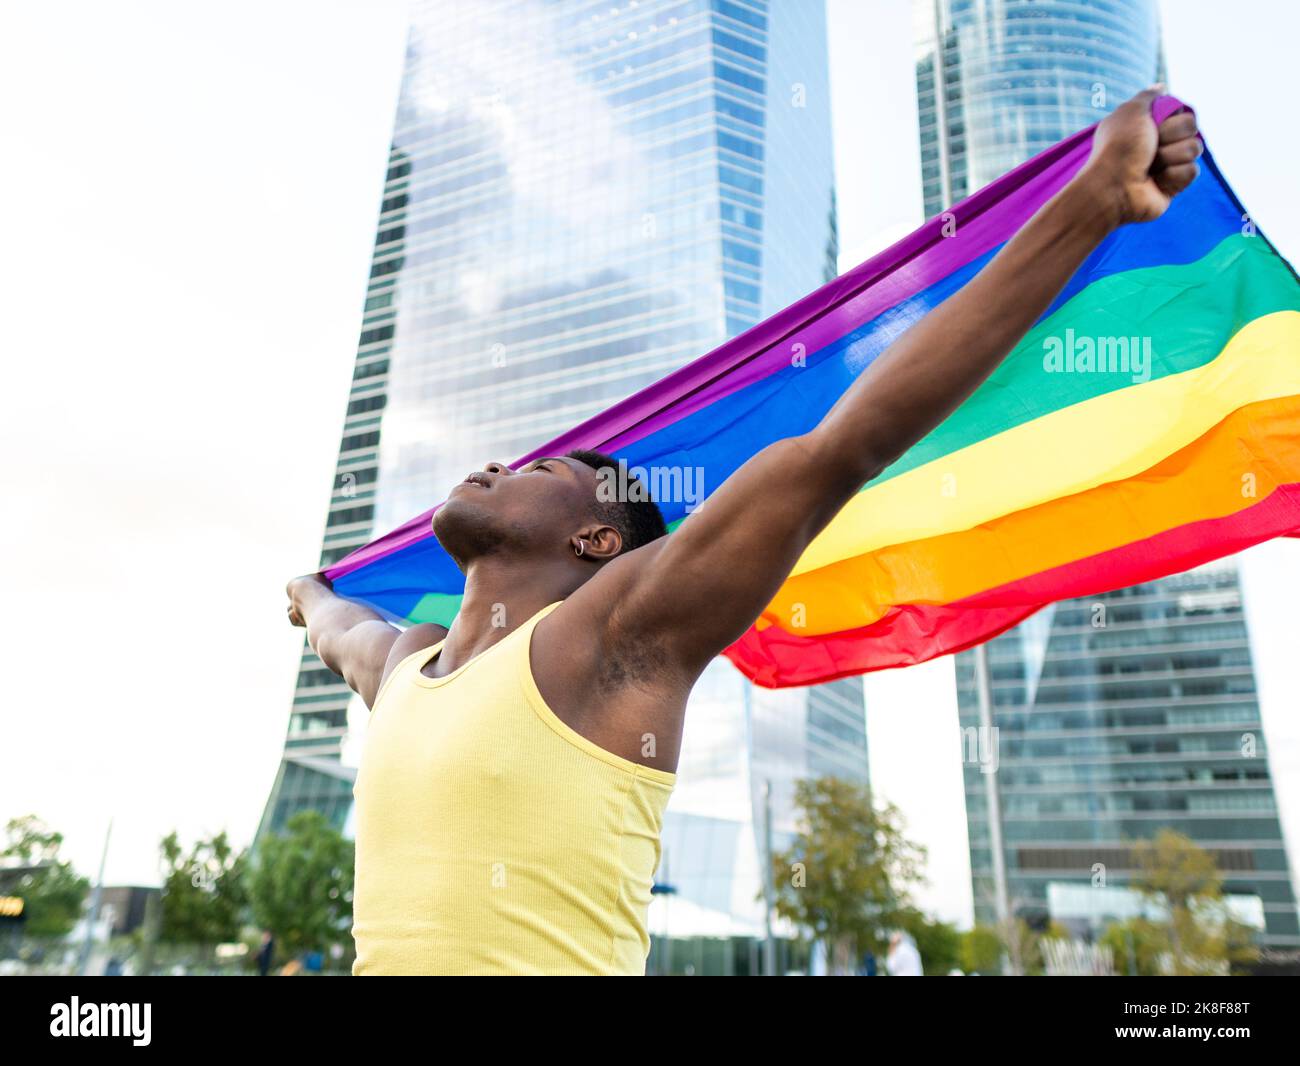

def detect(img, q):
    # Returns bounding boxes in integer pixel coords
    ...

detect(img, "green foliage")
[897,907,961,975]
[1044,919,1072,942]
[1099,918,1169,976]
[248,811,354,959]
[1004,916,1050,975]
[1120,829,1258,975]
[158,830,249,945]
[958,924,1003,975]
[1,815,90,937]
[770,776,926,969]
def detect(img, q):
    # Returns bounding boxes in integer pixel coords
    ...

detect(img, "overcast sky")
[1,1,1297,926]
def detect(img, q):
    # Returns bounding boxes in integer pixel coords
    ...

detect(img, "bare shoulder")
[542,539,681,688]
[529,545,697,773]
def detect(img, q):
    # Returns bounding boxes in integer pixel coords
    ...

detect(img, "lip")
[460,473,491,489]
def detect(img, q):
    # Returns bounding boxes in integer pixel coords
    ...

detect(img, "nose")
[484,461,511,475]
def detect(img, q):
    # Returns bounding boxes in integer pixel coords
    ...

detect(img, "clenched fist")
[1078,86,1202,226]
[286,572,332,627]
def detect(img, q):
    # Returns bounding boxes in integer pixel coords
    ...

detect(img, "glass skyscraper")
[914,0,1164,219]
[957,564,1300,947]
[259,0,866,966]
[914,0,1299,947]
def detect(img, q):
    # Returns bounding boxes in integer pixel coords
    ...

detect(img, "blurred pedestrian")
[886,931,923,976]
[255,931,275,977]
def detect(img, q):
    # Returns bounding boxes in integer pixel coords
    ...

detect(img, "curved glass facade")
[915,0,1164,217]
[374,0,837,520]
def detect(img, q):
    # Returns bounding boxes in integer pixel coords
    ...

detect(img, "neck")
[439,553,586,663]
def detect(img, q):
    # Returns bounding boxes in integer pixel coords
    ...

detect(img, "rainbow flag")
[326,96,1300,688]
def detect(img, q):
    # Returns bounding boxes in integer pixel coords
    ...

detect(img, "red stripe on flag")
[725,482,1300,687]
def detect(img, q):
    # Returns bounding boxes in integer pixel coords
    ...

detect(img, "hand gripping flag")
[324,96,1300,687]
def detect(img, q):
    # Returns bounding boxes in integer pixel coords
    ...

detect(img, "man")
[255,930,275,977]
[287,89,1200,975]
[886,931,923,977]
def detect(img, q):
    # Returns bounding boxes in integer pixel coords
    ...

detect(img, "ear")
[571,523,622,562]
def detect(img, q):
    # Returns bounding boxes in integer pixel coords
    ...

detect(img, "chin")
[432,496,504,567]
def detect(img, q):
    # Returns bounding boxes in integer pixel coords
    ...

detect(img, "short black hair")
[566,449,668,554]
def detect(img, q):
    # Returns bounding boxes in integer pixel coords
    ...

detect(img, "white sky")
[1,1,1297,924]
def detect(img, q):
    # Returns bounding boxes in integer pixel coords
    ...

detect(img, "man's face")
[432,455,599,567]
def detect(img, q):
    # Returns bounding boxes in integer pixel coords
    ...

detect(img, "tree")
[1123,829,1257,975]
[158,830,249,945]
[1099,917,1168,977]
[0,815,89,937]
[897,907,961,975]
[1000,916,1032,975]
[248,811,353,961]
[958,924,1003,975]
[770,776,926,973]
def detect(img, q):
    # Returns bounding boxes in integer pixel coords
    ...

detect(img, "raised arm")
[600,89,1201,674]
[286,574,444,708]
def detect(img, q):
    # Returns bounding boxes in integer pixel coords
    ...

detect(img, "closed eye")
[527,456,571,476]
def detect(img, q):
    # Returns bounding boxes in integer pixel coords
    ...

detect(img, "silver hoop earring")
[575,541,585,557]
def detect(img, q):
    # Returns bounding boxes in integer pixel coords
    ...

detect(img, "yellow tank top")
[351,601,676,975]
